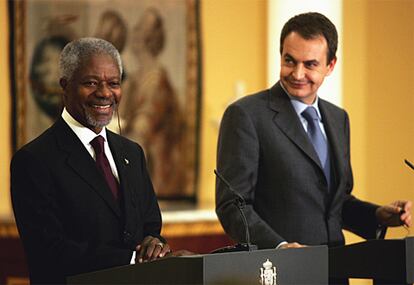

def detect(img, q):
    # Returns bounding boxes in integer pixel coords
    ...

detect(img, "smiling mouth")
[288,80,309,88]
[89,103,114,114]
[92,104,112,109]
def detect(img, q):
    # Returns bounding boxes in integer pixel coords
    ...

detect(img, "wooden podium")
[329,237,414,284]
[68,246,328,285]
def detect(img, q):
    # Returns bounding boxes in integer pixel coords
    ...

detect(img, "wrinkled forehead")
[74,54,121,78]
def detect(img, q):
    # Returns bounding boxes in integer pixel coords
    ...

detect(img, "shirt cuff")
[130,251,136,264]
[276,241,288,249]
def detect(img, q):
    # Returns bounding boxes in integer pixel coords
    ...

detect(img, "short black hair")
[280,12,338,64]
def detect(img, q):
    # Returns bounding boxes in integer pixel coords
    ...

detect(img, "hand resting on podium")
[136,236,172,263]
[165,249,197,257]
[278,242,307,249]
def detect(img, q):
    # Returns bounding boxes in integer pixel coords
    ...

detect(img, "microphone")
[211,169,257,253]
[115,103,122,136]
[404,159,414,171]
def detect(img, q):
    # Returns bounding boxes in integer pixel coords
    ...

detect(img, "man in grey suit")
[216,12,411,251]
[11,38,171,284]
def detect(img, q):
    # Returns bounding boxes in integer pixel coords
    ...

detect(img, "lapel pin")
[124,158,129,165]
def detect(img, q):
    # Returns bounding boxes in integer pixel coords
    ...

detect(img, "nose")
[96,82,112,98]
[292,64,305,80]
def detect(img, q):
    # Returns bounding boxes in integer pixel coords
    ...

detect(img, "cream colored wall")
[0,0,11,217]
[198,0,267,207]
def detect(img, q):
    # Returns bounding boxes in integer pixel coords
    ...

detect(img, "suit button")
[123,231,132,242]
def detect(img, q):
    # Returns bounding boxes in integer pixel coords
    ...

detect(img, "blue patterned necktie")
[302,107,331,186]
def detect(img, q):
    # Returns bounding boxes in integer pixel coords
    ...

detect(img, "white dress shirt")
[61,108,120,182]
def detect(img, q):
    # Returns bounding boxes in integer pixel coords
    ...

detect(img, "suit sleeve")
[216,103,286,248]
[340,111,380,239]
[136,145,165,243]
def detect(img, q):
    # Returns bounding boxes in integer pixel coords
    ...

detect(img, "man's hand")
[376,200,412,227]
[278,242,306,249]
[135,236,171,263]
[165,249,196,257]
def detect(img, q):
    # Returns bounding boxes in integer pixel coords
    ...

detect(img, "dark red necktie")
[90,135,119,200]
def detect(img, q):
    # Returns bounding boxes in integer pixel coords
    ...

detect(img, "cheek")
[310,68,330,81]
[115,92,122,103]
[306,71,323,85]
[280,66,290,78]
[76,89,95,103]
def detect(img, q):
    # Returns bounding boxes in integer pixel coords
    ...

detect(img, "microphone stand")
[211,170,257,253]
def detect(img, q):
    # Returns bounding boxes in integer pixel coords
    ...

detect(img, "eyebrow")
[284,53,319,66]
[284,53,296,63]
[304,59,319,66]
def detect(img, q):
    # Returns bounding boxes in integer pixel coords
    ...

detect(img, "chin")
[287,89,307,98]
[86,116,112,130]
[288,91,314,102]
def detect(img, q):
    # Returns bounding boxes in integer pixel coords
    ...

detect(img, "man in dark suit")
[11,38,171,284]
[216,12,411,250]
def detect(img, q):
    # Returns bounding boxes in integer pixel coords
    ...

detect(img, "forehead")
[77,54,120,77]
[282,32,328,62]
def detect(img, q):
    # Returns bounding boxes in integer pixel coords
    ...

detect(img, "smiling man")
[216,12,411,258]
[11,38,170,284]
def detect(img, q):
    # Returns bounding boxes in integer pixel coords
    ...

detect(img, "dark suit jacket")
[11,118,164,284]
[216,82,379,249]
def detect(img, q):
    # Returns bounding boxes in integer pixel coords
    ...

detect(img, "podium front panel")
[204,246,327,285]
[68,258,204,284]
[329,237,414,284]
[68,246,328,284]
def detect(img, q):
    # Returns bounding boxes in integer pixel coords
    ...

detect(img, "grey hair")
[59,37,123,80]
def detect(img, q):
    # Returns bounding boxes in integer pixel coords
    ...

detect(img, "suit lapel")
[268,83,324,171]
[319,100,347,198]
[106,131,139,237]
[106,132,133,205]
[53,119,121,218]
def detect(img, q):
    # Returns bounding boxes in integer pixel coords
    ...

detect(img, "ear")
[326,57,337,76]
[59,78,68,90]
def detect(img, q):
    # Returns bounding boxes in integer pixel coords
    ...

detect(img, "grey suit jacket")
[216,82,379,249]
[11,118,163,284]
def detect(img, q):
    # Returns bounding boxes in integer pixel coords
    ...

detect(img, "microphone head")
[404,159,414,171]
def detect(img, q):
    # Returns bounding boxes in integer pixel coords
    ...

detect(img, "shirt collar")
[280,81,322,120]
[61,108,108,146]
